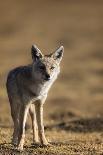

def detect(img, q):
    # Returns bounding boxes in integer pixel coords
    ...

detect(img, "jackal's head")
[31,45,64,83]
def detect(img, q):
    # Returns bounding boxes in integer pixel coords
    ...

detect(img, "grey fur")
[6,45,64,150]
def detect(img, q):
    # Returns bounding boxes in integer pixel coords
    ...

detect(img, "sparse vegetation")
[0,0,103,154]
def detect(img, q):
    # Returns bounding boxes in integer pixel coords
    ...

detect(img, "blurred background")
[0,0,103,127]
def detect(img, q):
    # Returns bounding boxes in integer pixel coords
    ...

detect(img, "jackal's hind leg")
[12,119,19,145]
[10,102,20,146]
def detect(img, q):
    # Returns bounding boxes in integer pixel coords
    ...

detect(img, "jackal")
[6,45,64,150]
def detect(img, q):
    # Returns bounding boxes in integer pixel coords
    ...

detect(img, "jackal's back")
[6,66,31,104]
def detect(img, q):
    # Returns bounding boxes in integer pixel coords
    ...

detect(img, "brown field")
[0,0,103,154]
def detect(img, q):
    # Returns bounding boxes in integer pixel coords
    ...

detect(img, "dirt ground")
[0,0,103,154]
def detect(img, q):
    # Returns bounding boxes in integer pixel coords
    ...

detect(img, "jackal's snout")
[45,73,50,81]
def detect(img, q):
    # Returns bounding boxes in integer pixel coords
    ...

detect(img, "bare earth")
[0,0,103,154]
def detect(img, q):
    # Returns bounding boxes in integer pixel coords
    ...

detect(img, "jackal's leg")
[29,104,39,143]
[10,102,20,145]
[12,118,19,145]
[17,104,29,150]
[35,98,49,146]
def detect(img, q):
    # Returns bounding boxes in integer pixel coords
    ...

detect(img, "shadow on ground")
[1,115,103,133]
[45,117,103,133]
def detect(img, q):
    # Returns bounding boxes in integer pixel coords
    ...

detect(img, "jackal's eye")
[39,65,45,70]
[51,66,55,70]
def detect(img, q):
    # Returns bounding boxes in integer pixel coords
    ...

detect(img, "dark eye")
[51,66,55,70]
[39,65,45,70]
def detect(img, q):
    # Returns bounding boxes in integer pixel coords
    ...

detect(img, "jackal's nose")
[45,74,50,81]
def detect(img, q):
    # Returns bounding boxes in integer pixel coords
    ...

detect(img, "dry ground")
[0,0,103,154]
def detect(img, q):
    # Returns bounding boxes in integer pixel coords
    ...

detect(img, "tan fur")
[6,45,64,150]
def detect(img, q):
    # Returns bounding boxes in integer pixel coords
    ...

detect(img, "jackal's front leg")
[29,104,39,143]
[17,105,29,150]
[35,98,49,146]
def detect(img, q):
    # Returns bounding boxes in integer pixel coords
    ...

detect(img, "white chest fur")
[36,68,60,99]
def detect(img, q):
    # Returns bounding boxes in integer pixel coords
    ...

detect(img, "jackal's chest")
[29,81,53,99]
[29,72,58,100]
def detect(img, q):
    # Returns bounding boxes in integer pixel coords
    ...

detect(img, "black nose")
[45,74,50,81]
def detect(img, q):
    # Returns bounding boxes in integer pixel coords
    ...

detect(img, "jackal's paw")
[31,140,39,146]
[16,144,24,151]
[41,141,52,147]
[12,141,18,146]
[33,139,39,143]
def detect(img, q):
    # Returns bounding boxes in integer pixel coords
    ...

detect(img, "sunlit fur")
[6,45,64,150]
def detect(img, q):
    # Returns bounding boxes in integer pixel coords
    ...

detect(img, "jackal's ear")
[52,46,64,63]
[31,45,43,61]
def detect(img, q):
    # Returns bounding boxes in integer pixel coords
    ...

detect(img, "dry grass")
[0,0,103,154]
[0,126,103,154]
